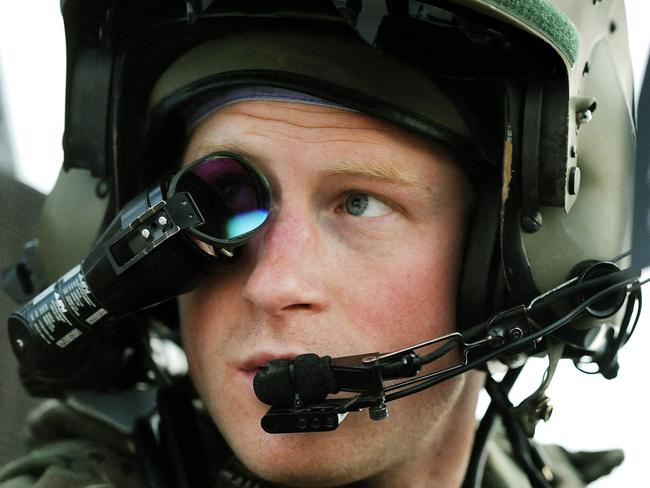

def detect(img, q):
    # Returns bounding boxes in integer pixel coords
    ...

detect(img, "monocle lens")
[173,153,270,242]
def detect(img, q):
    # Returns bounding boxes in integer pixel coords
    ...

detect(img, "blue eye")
[344,193,391,217]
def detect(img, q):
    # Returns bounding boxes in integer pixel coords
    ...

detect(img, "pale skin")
[179,100,485,487]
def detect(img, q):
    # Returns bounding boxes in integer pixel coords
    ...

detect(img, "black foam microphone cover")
[253,358,294,406]
[253,354,339,407]
[293,353,338,403]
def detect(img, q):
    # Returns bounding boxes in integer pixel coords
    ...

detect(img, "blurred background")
[0,1,648,486]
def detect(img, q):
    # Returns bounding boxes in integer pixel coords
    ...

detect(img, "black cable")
[412,274,639,486]
[626,288,643,343]
[134,416,172,488]
[386,276,639,402]
[574,287,642,377]
[157,386,211,488]
[462,407,498,488]
[634,275,650,288]
[484,376,552,488]
[462,367,523,488]
[397,269,640,486]
[612,249,633,263]
[604,289,637,357]
[529,269,634,314]
[419,271,633,369]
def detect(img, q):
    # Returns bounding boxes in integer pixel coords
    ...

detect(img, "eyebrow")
[325,160,433,194]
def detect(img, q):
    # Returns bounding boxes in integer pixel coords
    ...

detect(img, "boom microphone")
[254,352,423,407]
[254,270,642,434]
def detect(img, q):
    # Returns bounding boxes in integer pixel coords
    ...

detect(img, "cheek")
[177,254,263,391]
[179,260,250,336]
[177,279,238,378]
[178,294,210,381]
[331,218,465,349]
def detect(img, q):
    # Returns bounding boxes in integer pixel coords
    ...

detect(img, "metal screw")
[95,179,109,199]
[539,402,554,422]
[141,228,152,239]
[218,248,234,258]
[157,215,168,226]
[568,167,581,196]
[509,327,523,340]
[521,212,543,233]
[369,403,389,421]
[487,327,506,345]
[577,109,593,127]
[541,466,554,482]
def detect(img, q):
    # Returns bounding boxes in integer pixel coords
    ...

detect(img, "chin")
[204,369,467,487]
[219,410,396,488]
[237,440,370,488]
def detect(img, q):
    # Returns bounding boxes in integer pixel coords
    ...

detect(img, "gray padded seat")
[0,173,43,466]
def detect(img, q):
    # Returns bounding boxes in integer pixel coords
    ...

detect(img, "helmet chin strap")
[456,171,501,330]
[479,339,568,487]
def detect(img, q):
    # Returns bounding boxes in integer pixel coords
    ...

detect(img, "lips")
[240,351,302,372]
[237,351,302,391]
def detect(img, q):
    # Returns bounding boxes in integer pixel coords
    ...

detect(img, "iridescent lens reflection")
[176,155,270,240]
[226,209,270,239]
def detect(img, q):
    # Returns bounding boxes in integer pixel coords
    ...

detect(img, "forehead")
[185,100,458,165]
[182,100,471,200]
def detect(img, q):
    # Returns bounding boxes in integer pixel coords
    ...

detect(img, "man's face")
[179,100,477,486]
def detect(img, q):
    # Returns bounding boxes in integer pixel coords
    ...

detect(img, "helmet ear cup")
[569,260,627,319]
[38,168,109,282]
[520,6,635,295]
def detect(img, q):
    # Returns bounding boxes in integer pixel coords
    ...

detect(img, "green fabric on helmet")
[475,0,580,66]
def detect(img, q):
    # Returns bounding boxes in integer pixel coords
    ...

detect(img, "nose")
[242,207,327,316]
